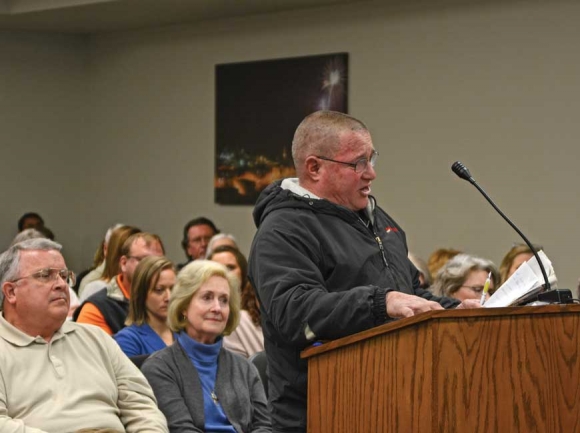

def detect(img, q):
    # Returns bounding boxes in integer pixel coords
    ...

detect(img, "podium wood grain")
[303,305,580,433]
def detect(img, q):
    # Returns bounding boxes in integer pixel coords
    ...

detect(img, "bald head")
[292,110,368,179]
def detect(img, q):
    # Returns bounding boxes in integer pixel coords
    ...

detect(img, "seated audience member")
[498,244,538,285]
[430,254,500,302]
[78,223,124,296]
[114,256,177,357]
[178,217,219,270]
[0,238,168,432]
[17,212,44,232]
[80,225,141,301]
[75,232,164,335]
[142,260,271,433]
[427,248,462,282]
[205,233,238,258]
[208,245,264,358]
[9,228,79,319]
[408,252,432,289]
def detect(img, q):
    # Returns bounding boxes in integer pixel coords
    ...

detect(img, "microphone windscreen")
[451,161,473,182]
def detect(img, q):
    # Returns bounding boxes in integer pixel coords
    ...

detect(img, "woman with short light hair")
[142,260,271,433]
[430,254,500,302]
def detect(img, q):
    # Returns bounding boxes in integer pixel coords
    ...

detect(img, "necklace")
[210,390,219,404]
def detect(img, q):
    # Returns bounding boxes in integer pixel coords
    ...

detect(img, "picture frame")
[215,52,348,205]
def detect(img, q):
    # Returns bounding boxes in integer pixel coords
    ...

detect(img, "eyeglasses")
[188,236,213,245]
[461,285,495,295]
[316,150,378,173]
[11,268,76,287]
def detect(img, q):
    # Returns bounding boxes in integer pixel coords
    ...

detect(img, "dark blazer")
[142,340,271,433]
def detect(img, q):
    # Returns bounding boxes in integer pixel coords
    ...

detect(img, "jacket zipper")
[373,230,389,268]
[358,216,389,268]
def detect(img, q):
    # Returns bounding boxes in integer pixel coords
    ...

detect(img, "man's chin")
[356,198,370,211]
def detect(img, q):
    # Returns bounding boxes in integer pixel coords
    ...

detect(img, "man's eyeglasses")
[11,268,76,287]
[316,150,378,173]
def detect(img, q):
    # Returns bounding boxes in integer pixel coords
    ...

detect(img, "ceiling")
[0,0,366,34]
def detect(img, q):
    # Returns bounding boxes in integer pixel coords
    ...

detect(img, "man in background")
[17,212,44,232]
[75,232,163,335]
[178,217,219,269]
[0,238,168,432]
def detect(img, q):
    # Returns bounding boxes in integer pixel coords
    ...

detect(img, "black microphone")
[450,161,566,302]
[451,161,475,184]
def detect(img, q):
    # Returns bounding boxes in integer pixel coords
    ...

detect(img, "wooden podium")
[301,305,580,433]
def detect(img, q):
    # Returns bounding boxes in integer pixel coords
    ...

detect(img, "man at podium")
[248,110,478,433]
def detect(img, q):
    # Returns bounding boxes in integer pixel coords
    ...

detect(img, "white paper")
[483,250,556,308]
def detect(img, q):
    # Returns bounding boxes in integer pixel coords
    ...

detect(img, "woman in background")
[80,225,141,301]
[430,253,500,302]
[208,245,264,358]
[77,223,124,296]
[427,247,462,283]
[114,256,176,357]
[499,244,537,285]
[142,260,271,433]
[408,252,431,289]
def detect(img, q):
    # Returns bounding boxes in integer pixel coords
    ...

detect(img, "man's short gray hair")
[0,238,62,308]
[291,110,368,178]
[10,228,46,246]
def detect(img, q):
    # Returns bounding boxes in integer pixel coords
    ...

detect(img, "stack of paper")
[483,250,558,308]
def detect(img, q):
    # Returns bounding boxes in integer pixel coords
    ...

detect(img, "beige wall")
[0,31,88,266]
[2,0,580,290]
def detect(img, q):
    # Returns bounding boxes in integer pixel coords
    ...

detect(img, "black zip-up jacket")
[248,180,459,433]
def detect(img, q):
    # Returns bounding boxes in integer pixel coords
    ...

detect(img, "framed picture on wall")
[215,52,348,205]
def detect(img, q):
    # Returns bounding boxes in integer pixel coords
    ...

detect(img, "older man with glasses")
[0,238,168,432]
[248,110,479,433]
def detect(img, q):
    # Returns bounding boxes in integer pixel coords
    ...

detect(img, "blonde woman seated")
[142,260,271,433]
[114,256,176,357]
[430,254,500,302]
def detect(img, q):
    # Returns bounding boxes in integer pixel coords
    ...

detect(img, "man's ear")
[304,156,322,181]
[2,282,17,304]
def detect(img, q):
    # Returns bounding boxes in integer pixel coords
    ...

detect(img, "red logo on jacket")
[385,227,399,233]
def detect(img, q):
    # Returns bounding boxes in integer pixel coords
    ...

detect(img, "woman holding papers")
[430,254,500,302]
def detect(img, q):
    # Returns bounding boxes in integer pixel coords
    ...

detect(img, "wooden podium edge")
[301,304,580,359]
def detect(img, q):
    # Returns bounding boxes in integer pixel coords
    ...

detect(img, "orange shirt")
[75,275,130,336]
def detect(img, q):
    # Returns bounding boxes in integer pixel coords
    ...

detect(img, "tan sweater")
[0,315,168,433]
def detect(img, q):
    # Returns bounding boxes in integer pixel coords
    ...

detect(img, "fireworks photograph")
[215,52,348,205]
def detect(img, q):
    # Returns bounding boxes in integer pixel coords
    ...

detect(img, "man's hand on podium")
[386,291,444,319]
